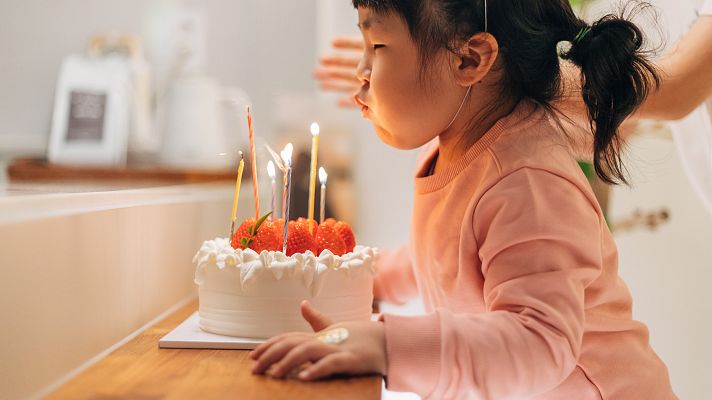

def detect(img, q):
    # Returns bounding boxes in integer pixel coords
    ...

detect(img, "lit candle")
[319,167,328,224]
[230,151,245,240]
[267,160,276,220]
[307,122,320,232]
[247,106,260,220]
[280,143,294,253]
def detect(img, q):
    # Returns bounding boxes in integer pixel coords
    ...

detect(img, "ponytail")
[560,4,660,184]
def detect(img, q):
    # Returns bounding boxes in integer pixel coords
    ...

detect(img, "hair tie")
[573,26,591,44]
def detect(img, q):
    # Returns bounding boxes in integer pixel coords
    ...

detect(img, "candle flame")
[267,160,276,179]
[319,167,328,185]
[265,144,286,172]
[310,122,320,137]
[280,143,293,166]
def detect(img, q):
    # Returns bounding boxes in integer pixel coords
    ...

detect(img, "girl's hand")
[250,300,387,380]
[313,36,364,108]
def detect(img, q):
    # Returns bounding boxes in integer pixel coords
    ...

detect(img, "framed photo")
[48,55,131,166]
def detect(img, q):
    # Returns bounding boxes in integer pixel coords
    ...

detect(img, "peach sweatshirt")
[375,102,676,399]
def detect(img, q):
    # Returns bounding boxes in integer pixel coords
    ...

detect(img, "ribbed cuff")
[701,0,712,16]
[382,312,442,395]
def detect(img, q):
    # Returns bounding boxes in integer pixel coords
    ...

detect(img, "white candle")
[319,167,328,224]
[280,143,294,253]
[267,160,276,220]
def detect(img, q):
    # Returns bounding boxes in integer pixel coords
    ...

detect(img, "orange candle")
[247,107,260,220]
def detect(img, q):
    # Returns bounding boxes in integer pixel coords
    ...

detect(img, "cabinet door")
[610,127,712,400]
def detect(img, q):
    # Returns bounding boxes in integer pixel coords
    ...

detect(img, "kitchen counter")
[47,300,381,399]
[0,181,240,399]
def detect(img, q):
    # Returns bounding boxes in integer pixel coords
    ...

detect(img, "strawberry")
[296,217,319,237]
[316,223,346,256]
[250,219,281,252]
[273,218,286,249]
[321,218,337,228]
[231,212,280,252]
[333,221,356,253]
[232,218,255,249]
[285,219,317,256]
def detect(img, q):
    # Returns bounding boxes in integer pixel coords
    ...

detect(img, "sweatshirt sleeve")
[373,244,419,305]
[382,168,604,399]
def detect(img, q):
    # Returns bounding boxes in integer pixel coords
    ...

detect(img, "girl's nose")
[355,58,371,85]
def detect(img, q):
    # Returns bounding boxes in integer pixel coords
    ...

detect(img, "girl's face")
[354,7,466,150]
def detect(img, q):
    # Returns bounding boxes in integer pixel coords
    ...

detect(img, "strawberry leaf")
[253,211,273,233]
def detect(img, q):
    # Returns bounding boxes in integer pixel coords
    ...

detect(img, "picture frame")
[48,55,131,166]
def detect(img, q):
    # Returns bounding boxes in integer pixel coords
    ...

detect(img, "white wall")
[0,0,414,247]
[0,0,317,153]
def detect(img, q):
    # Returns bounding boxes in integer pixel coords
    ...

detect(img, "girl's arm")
[559,14,712,127]
[637,14,712,120]
[373,244,419,305]
[381,169,604,398]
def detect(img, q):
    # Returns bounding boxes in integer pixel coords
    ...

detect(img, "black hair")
[352,0,660,185]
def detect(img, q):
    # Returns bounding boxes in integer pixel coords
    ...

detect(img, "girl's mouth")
[353,95,370,117]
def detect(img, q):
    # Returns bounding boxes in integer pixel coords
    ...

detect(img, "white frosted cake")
[193,238,376,339]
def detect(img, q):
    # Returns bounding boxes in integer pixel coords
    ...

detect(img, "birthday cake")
[193,217,376,339]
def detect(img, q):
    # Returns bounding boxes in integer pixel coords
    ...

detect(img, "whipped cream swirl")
[193,238,377,296]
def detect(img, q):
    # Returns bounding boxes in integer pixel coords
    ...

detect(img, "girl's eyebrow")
[357,16,381,31]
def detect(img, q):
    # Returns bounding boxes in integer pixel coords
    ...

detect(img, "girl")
[251,0,676,398]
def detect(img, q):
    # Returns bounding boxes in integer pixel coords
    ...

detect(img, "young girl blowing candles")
[251,0,677,398]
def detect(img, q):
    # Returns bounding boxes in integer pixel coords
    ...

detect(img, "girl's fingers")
[320,55,361,68]
[250,333,296,360]
[252,336,310,374]
[337,96,359,108]
[300,300,333,332]
[313,67,360,84]
[270,341,337,379]
[298,352,356,381]
[332,36,365,50]
[319,81,361,94]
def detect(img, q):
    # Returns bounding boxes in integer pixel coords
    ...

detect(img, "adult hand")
[250,300,387,380]
[314,36,364,108]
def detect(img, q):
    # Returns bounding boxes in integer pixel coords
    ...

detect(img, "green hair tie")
[573,26,591,44]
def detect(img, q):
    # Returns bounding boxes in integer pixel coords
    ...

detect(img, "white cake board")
[159,312,266,350]
[159,312,381,351]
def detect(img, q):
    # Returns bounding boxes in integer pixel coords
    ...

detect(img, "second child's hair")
[352,0,660,184]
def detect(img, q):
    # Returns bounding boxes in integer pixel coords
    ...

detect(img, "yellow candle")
[230,152,245,240]
[307,122,320,231]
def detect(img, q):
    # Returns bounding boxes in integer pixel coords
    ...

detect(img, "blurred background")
[0,0,711,399]
[0,0,417,248]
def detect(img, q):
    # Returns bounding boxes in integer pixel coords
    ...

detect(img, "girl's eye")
[373,44,385,50]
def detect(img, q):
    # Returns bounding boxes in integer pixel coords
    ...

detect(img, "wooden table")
[48,300,382,400]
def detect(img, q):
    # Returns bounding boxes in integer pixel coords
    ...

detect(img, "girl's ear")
[452,32,499,87]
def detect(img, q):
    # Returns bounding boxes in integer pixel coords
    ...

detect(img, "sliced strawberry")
[250,219,281,252]
[285,220,317,256]
[232,218,256,249]
[316,224,346,256]
[321,218,337,228]
[231,212,278,252]
[297,217,319,237]
[333,221,356,253]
